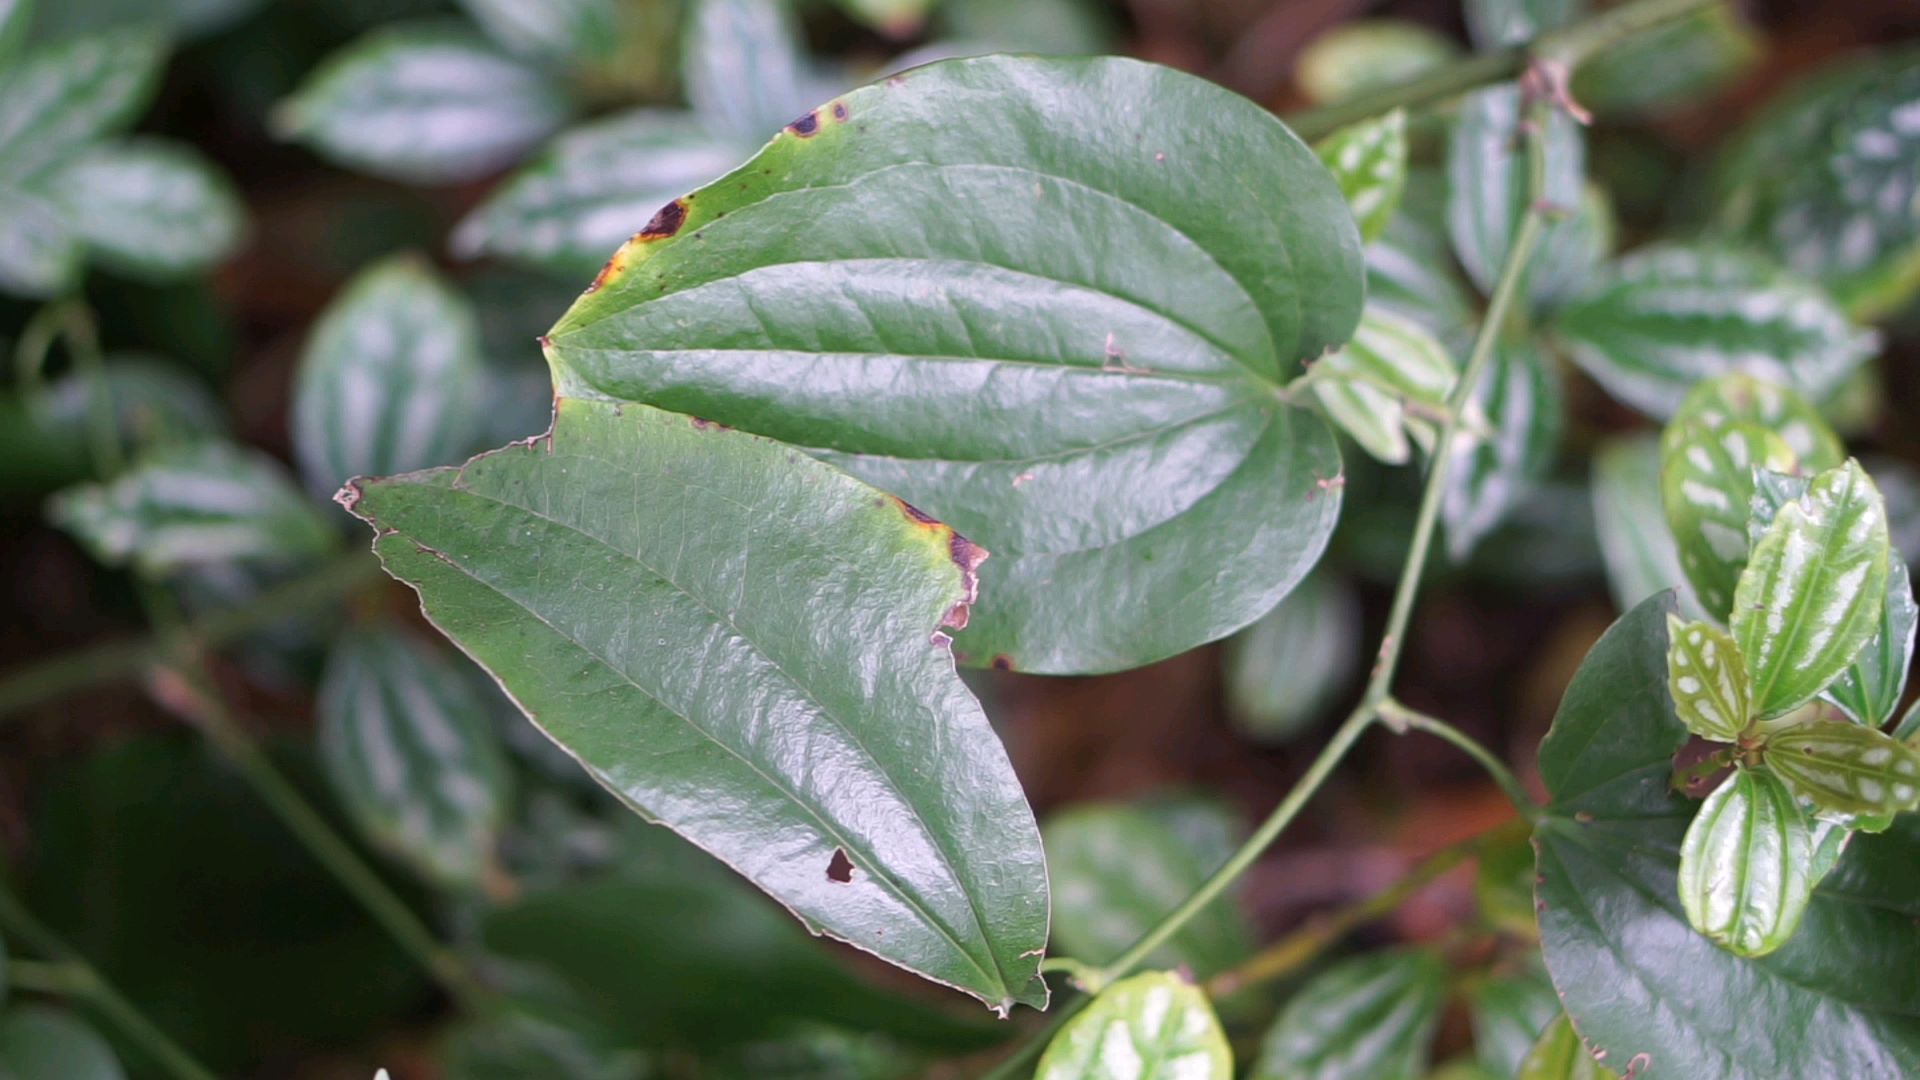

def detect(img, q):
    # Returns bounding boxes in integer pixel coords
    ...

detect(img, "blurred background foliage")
[2,0,1920,1077]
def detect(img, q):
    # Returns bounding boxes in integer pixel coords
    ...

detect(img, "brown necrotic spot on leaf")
[640,198,688,239]
[990,655,1014,671]
[831,102,848,122]
[827,848,854,882]
[943,534,987,631]
[788,110,820,136]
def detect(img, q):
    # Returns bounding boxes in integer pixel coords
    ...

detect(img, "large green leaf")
[344,397,1049,1012]
[0,1006,124,1080]
[1251,950,1447,1080]
[1515,1015,1616,1080]
[452,110,746,277]
[1732,460,1890,717]
[1041,802,1253,978]
[1035,972,1230,1080]
[1446,83,1584,299]
[1316,109,1407,245]
[272,21,571,185]
[1713,49,1920,320]
[1823,555,1916,727]
[1677,767,1818,957]
[292,253,488,496]
[1534,593,1920,1080]
[1553,245,1878,421]
[1467,964,1560,1079]
[542,55,1361,675]
[317,625,513,890]
[47,441,337,577]
[1463,0,1583,50]
[49,137,245,281]
[1442,341,1561,562]
[0,25,165,186]
[684,0,812,143]
[1224,569,1361,743]
[1591,434,1700,618]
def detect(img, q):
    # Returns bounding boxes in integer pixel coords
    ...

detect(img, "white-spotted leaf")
[1764,721,1920,819]
[1666,615,1750,742]
[1034,972,1229,1080]
[1316,108,1407,245]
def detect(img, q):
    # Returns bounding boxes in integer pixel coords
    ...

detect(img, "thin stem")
[1377,699,1540,823]
[1284,0,1720,140]
[0,553,384,719]
[145,665,491,1014]
[0,886,221,1080]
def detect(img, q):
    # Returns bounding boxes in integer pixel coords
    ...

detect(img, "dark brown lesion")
[639,197,689,238]
[989,655,1015,671]
[831,102,848,122]
[826,848,854,882]
[787,110,820,136]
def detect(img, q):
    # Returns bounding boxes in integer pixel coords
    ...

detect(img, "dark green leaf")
[1446,83,1584,298]
[1316,109,1407,245]
[1764,721,1920,819]
[1042,802,1253,978]
[1678,767,1818,956]
[1295,19,1458,105]
[272,22,571,185]
[685,0,811,143]
[1037,972,1230,1080]
[26,0,265,42]
[1468,964,1559,1079]
[1463,0,1583,51]
[1571,2,1759,117]
[1733,460,1890,717]
[1591,434,1701,618]
[0,0,29,65]
[48,137,246,281]
[1665,615,1750,742]
[1515,1014,1616,1080]
[292,253,488,495]
[47,441,337,577]
[318,625,513,890]
[345,397,1049,1012]
[1443,341,1562,562]
[1712,49,1920,320]
[1535,593,1920,1080]
[1252,949,1446,1080]
[1823,555,1916,726]
[543,55,1361,675]
[0,1006,124,1080]
[452,109,745,277]
[1896,697,1920,743]
[1224,569,1361,742]
[1553,245,1878,421]
[0,26,166,186]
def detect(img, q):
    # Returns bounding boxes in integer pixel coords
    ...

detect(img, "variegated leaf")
[1313,375,1409,464]
[1315,108,1408,245]
[1678,767,1817,957]
[1823,556,1917,728]
[1669,372,1844,470]
[1732,461,1890,717]
[1765,720,1920,819]
[1659,418,1797,621]
[1443,340,1561,562]
[1305,305,1456,465]
[1591,434,1704,618]
[1666,615,1750,742]
[1035,972,1230,1080]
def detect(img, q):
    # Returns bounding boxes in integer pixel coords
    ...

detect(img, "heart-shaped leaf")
[1534,593,1920,1080]
[317,625,514,890]
[1591,434,1702,618]
[1042,802,1253,978]
[1677,767,1818,957]
[1036,972,1230,1080]
[1554,245,1878,421]
[1665,615,1750,742]
[1515,1014,1616,1080]
[1250,949,1447,1080]
[1824,555,1917,727]
[542,55,1361,675]
[1443,340,1561,562]
[343,397,1049,1012]
[1316,108,1408,245]
[292,253,488,496]
[1763,721,1920,819]
[1732,460,1890,717]
[272,21,571,185]
[1224,569,1362,743]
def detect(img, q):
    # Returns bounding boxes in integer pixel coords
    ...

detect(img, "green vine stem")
[1285,0,1721,140]
[0,886,222,1080]
[1376,699,1542,823]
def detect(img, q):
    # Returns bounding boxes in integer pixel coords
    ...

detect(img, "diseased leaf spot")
[788,110,820,136]
[831,102,849,122]
[640,198,688,239]
[827,848,854,882]
[991,655,1015,671]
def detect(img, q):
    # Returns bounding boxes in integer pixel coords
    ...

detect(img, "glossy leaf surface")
[1665,616,1749,742]
[1446,83,1584,298]
[1443,341,1561,562]
[1467,966,1560,1079]
[453,110,745,277]
[272,22,571,185]
[1554,245,1877,421]
[1591,434,1699,618]
[318,626,513,889]
[1677,767,1818,956]
[292,254,487,496]
[1042,802,1252,978]
[0,1006,124,1080]
[1224,569,1361,743]
[1316,109,1407,245]
[1515,1015,1615,1080]
[1823,555,1916,727]
[50,137,245,281]
[1035,973,1229,1080]
[1732,461,1890,717]
[543,55,1360,675]
[345,397,1049,1012]
[1251,949,1446,1080]
[1764,721,1920,819]
[1535,593,1920,1080]
[48,441,336,577]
